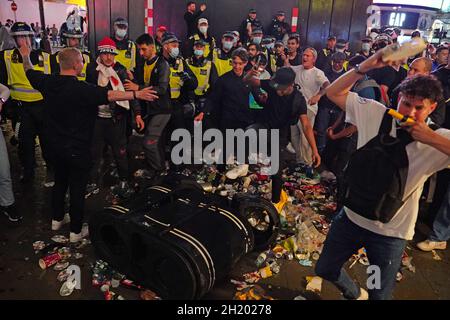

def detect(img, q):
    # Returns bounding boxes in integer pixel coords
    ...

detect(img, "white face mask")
[336,48,345,53]
[199,26,208,34]
[223,41,233,51]
[116,29,127,39]
[362,43,371,52]
[169,47,179,58]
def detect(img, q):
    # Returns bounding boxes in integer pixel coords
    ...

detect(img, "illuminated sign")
[373,0,442,9]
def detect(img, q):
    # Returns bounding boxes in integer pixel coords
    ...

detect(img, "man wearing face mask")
[185,18,216,61]
[248,28,264,47]
[187,39,218,100]
[161,33,197,137]
[269,11,291,42]
[357,37,374,59]
[212,32,235,77]
[112,18,138,72]
[85,37,138,199]
[232,31,242,49]
[50,28,91,81]
[240,9,263,45]
[261,36,277,75]
[0,22,52,184]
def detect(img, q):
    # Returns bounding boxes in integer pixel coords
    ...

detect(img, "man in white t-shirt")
[315,48,450,300]
[290,48,329,165]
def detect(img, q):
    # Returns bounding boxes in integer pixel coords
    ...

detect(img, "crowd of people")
[0,1,449,300]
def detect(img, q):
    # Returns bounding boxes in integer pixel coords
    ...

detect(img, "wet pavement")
[0,124,449,300]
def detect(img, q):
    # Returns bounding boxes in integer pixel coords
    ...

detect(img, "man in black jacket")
[85,37,138,199]
[124,34,172,177]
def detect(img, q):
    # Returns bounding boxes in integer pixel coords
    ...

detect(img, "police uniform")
[114,37,138,72]
[186,33,216,61]
[212,47,233,77]
[187,55,218,99]
[50,29,91,81]
[0,23,52,181]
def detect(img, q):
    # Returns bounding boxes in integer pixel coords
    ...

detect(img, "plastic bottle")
[382,37,426,63]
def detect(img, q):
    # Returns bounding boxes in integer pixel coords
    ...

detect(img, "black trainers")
[1,205,23,223]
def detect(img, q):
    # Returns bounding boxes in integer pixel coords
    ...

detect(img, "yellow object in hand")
[387,109,416,125]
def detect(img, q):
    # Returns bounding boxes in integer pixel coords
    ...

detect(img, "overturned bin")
[90,175,280,299]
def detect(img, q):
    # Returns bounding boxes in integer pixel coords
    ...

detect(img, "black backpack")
[343,110,412,223]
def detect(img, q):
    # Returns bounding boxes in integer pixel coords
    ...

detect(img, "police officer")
[317,35,336,71]
[213,32,235,77]
[161,33,197,140]
[261,36,277,74]
[247,27,264,47]
[50,28,91,81]
[186,39,218,101]
[0,22,51,183]
[185,18,216,61]
[240,8,263,45]
[357,37,374,58]
[112,18,138,72]
[269,11,290,42]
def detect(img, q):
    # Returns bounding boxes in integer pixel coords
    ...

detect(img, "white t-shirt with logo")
[344,92,450,240]
[291,65,329,114]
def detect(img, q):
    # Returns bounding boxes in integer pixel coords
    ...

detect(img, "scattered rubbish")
[140,289,162,300]
[299,259,313,267]
[59,278,77,297]
[39,253,62,270]
[306,276,322,294]
[73,253,83,260]
[53,261,70,271]
[234,285,274,300]
[33,241,46,251]
[51,235,69,244]
[431,250,442,261]
[401,253,416,273]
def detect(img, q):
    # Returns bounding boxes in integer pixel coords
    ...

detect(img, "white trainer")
[51,214,71,231]
[70,224,89,243]
[417,240,447,252]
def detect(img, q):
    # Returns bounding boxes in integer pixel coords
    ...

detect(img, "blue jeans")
[315,209,406,300]
[314,104,342,154]
[0,130,15,207]
[429,182,450,242]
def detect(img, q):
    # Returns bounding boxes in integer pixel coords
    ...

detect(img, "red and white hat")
[97,37,118,55]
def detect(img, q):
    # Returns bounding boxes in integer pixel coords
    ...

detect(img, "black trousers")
[51,149,91,234]
[90,117,129,184]
[143,114,172,171]
[323,134,358,210]
[18,101,50,176]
